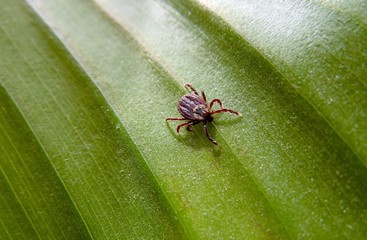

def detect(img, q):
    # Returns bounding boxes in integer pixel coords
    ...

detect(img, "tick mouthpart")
[205,115,213,122]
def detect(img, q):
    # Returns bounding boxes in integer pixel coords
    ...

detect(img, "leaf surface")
[0,0,366,239]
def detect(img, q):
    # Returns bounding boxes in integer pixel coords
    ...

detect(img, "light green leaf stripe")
[195,0,367,166]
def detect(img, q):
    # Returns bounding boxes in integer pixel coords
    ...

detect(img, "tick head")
[205,115,213,122]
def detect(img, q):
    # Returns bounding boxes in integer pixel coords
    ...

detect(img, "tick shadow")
[165,121,222,155]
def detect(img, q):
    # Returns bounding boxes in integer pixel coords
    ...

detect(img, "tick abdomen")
[178,94,208,120]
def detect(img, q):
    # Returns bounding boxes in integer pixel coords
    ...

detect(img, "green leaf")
[1,0,366,239]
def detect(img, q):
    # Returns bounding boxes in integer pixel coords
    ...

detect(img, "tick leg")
[203,123,218,145]
[209,98,223,110]
[176,121,191,133]
[201,91,207,103]
[186,121,200,131]
[184,83,199,96]
[211,108,240,116]
[165,117,186,121]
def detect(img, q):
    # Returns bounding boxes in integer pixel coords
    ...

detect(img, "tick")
[165,83,240,145]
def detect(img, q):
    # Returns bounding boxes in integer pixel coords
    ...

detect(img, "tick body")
[166,83,240,145]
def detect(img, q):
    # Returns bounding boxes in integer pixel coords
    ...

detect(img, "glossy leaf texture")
[0,0,366,239]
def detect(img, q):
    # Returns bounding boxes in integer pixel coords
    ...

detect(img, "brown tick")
[165,83,240,145]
